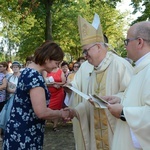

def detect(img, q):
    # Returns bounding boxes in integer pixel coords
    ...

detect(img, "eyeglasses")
[73,66,79,68]
[124,38,138,46]
[124,37,150,46]
[82,44,97,56]
[0,65,3,68]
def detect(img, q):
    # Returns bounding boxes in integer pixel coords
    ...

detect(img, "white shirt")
[135,52,150,66]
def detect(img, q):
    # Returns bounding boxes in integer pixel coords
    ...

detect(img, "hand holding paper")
[89,94,110,108]
[101,96,121,104]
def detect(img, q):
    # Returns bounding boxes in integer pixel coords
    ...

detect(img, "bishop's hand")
[102,95,121,104]
[63,107,77,120]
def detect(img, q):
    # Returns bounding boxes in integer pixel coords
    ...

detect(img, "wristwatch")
[120,109,126,121]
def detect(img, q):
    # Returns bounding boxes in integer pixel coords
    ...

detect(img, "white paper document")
[89,94,109,108]
[64,85,90,100]
[65,85,109,108]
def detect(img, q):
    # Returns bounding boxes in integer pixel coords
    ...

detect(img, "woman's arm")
[0,78,7,90]
[30,87,69,120]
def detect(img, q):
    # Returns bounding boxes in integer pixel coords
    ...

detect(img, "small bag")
[0,95,14,129]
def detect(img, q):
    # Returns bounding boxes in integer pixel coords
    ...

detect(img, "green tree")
[52,0,128,59]
[131,0,150,24]
[0,0,129,61]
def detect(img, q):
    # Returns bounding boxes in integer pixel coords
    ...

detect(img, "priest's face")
[125,26,139,61]
[82,43,105,66]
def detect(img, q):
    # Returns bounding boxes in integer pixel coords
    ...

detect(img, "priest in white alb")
[104,21,150,150]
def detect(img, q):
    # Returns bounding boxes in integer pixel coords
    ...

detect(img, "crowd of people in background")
[0,61,21,141]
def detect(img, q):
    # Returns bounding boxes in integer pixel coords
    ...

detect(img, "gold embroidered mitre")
[78,13,104,46]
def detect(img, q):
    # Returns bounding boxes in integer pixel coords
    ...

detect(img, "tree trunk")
[45,0,53,40]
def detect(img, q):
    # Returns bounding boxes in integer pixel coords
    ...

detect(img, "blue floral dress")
[3,68,50,150]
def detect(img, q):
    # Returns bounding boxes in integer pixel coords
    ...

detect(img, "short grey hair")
[134,21,150,45]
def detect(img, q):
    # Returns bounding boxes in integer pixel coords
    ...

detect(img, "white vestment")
[70,52,133,150]
[70,61,94,150]
[111,55,150,150]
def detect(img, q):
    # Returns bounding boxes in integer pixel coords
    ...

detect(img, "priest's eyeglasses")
[124,37,149,46]
[82,44,97,56]
[124,38,138,46]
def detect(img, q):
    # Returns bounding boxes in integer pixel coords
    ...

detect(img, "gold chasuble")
[73,51,133,150]
[94,74,108,149]
[88,52,112,149]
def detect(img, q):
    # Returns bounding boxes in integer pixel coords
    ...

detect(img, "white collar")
[135,52,150,66]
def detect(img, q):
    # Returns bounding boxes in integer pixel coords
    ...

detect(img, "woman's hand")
[60,109,70,120]
[63,107,77,120]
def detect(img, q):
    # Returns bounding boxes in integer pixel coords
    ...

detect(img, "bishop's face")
[82,43,105,67]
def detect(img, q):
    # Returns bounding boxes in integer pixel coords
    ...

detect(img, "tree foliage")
[0,0,131,62]
[131,0,150,24]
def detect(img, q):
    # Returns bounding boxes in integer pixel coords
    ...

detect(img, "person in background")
[2,41,69,149]
[65,14,133,150]
[103,21,150,150]
[0,62,13,140]
[20,56,34,72]
[67,62,80,83]
[68,62,74,72]
[77,57,86,65]
[60,61,70,80]
[43,67,66,131]
[0,71,7,142]
[25,56,34,67]
[7,61,21,99]
[0,62,12,79]
[64,62,81,107]
[7,61,13,74]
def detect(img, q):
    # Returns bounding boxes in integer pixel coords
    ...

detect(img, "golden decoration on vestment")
[94,71,109,149]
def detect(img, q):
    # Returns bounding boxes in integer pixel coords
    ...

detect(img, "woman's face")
[12,65,20,73]
[0,64,5,73]
[73,64,80,72]
[61,65,69,73]
[44,60,60,73]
